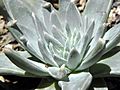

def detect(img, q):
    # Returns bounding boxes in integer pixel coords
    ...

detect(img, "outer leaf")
[87,25,105,57]
[18,24,40,52]
[84,0,113,28]
[4,0,44,60]
[3,0,14,19]
[77,38,105,71]
[0,52,36,77]
[58,72,92,90]
[103,23,120,54]
[4,49,49,76]
[90,47,120,77]
[5,0,36,32]
[84,0,113,49]
[9,27,43,62]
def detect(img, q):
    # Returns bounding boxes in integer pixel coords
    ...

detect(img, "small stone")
[0,76,5,82]
[71,0,79,4]
[116,6,120,15]
[53,3,59,9]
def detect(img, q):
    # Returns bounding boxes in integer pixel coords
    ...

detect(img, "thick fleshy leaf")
[31,12,47,40]
[22,0,46,22]
[42,8,52,35]
[77,38,105,71]
[52,25,66,45]
[86,20,95,41]
[18,24,39,48]
[4,49,49,76]
[4,0,44,61]
[8,27,23,44]
[82,16,89,33]
[44,32,63,48]
[9,26,43,61]
[5,0,37,33]
[59,0,71,13]
[59,0,70,25]
[0,52,24,75]
[84,38,105,60]
[4,0,43,46]
[90,48,120,78]
[0,52,37,77]
[103,23,120,54]
[48,65,69,79]
[83,0,113,29]
[66,2,82,33]
[38,39,58,67]
[67,48,81,70]
[83,0,112,51]
[3,0,14,19]
[53,54,67,66]
[76,35,89,60]
[58,72,92,90]
[65,24,72,39]
[50,11,63,33]
[87,25,105,57]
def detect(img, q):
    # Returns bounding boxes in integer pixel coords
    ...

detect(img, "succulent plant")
[1,0,120,89]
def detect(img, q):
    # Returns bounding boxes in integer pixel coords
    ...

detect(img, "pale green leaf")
[53,54,67,66]
[90,47,120,77]
[58,72,92,90]
[52,25,66,45]
[38,39,58,67]
[48,66,69,79]
[59,0,70,25]
[44,32,63,48]
[0,52,37,77]
[66,2,82,33]
[78,38,105,71]
[84,0,113,28]
[67,48,81,70]
[4,49,49,76]
[103,23,120,54]
[50,10,63,33]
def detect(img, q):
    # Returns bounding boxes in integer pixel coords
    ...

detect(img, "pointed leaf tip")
[67,48,81,70]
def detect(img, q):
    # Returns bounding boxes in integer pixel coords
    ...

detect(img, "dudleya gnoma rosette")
[1,0,120,90]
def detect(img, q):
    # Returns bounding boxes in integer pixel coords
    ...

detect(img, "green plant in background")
[0,0,120,89]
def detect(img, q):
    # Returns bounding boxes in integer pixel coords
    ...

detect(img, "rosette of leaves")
[1,0,120,89]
